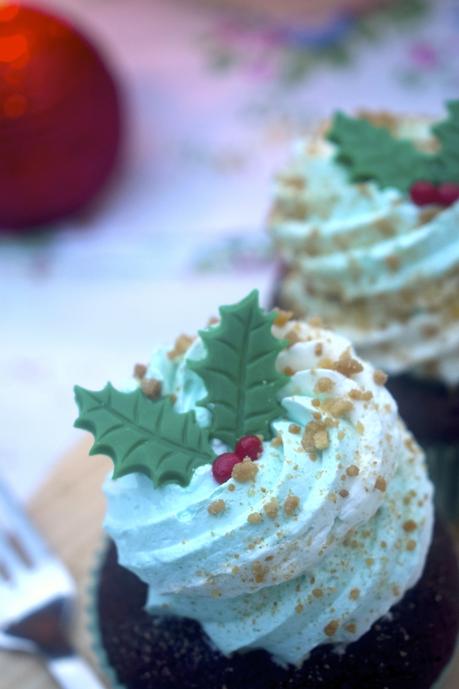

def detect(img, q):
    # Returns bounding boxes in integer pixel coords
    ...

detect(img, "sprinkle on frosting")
[375,476,387,492]
[248,512,263,524]
[208,499,226,516]
[324,620,340,637]
[168,334,194,360]
[232,458,259,483]
[140,378,162,399]
[133,363,147,379]
[264,498,279,519]
[284,494,300,516]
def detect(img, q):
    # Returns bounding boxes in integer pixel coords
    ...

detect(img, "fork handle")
[48,656,106,689]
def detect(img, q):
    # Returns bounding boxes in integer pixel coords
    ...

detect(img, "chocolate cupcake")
[269,103,459,520]
[75,291,459,688]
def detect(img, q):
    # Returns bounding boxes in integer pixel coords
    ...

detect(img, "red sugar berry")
[409,180,439,207]
[212,452,241,484]
[437,182,459,208]
[235,435,263,461]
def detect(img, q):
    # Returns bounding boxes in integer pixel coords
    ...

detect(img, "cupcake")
[269,103,459,520]
[75,291,459,689]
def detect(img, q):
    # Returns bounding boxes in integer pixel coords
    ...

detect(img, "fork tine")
[0,531,24,580]
[0,480,49,564]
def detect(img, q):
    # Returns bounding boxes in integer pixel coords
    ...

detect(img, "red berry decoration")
[212,452,241,484]
[437,183,459,208]
[409,180,440,207]
[235,435,263,461]
[0,4,123,232]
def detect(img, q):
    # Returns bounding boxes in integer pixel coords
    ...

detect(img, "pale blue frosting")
[270,126,459,384]
[103,320,433,666]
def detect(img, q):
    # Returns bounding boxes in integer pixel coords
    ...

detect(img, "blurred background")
[1,0,458,500]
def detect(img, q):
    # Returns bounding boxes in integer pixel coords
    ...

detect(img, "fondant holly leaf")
[430,100,459,184]
[190,290,288,447]
[328,102,459,192]
[74,384,214,487]
[328,112,429,192]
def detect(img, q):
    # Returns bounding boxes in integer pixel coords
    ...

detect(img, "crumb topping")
[322,397,354,418]
[273,308,293,327]
[141,378,162,399]
[346,464,360,477]
[168,334,194,360]
[133,363,147,379]
[403,520,417,533]
[349,389,373,401]
[208,499,226,516]
[284,494,300,516]
[264,498,279,519]
[247,512,263,524]
[252,561,268,583]
[373,369,388,386]
[302,419,332,458]
[324,620,340,637]
[315,377,334,393]
[232,458,259,483]
[335,349,364,378]
[374,476,387,492]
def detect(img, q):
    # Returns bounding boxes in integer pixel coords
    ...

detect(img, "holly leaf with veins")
[74,384,214,487]
[189,290,288,447]
[328,102,459,192]
[327,112,429,192]
[430,100,459,184]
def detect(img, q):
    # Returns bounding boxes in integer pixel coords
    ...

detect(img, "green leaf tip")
[190,290,289,448]
[327,100,459,192]
[73,383,214,487]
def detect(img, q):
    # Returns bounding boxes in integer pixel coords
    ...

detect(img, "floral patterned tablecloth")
[1,0,459,499]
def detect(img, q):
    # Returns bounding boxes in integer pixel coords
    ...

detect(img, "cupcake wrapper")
[87,540,127,689]
[425,444,459,524]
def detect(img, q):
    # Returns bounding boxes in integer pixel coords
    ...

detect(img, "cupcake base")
[93,519,459,689]
[387,375,459,522]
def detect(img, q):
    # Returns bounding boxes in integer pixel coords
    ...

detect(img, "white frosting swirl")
[269,119,459,386]
[104,319,433,666]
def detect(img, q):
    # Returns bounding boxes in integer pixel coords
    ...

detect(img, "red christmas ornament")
[0,3,123,232]
[235,435,263,460]
[212,452,241,484]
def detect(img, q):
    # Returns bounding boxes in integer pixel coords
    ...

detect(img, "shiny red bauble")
[0,3,123,232]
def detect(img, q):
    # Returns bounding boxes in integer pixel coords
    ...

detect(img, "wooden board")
[1,440,458,689]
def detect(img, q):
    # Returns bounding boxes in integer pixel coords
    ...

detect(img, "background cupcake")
[75,292,459,689]
[268,103,459,520]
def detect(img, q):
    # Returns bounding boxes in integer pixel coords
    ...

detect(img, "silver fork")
[0,480,105,689]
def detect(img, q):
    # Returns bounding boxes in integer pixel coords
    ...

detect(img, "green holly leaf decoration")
[328,101,459,192]
[74,384,214,487]
[431,100,459,184]
[189,290,288,447]
[328,112,428,192]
